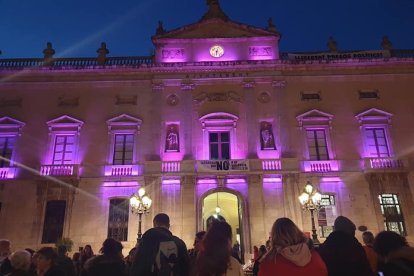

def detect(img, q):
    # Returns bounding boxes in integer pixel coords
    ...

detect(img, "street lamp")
[130,187,152,243]
[299,181,322,245]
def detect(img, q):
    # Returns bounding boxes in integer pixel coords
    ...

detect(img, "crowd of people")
[1,213,413,276]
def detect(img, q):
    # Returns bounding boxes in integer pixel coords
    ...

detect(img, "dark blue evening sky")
[1,0,413,58]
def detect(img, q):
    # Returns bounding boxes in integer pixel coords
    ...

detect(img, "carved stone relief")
[257,92,271,103]
[166,94,179,106]
[115,95,137,105]
[58,96,79,107]
[193,91,241,105]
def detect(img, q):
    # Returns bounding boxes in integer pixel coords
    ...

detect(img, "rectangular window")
[42,200,66,243]
[318,195,336,238]
[365,128,390,157]
[379,194,406,236]
[306,130,329,160]
[108,198,129,241]
[209,132,230,160]
[113,134,134,165]
[0,136,15,168]
[52,135,75,165]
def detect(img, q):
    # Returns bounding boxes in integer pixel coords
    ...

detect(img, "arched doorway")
[201,191,245,262]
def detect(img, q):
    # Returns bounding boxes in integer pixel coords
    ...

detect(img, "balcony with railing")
[104,164,141,177]
[364,157,405,171]
[161,161,181,173]
[302,160,340,172]
[40,164,78,177]
[0,167,17,179]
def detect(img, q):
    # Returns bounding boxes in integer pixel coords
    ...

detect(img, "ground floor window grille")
[108,198,129,241]
[379,194,406,236]
[42,200,66,243]
[318,194,336,238]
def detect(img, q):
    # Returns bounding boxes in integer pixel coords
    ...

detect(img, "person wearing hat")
[318,216,374,276]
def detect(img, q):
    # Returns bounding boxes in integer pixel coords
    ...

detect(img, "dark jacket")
[318,231,374,276]
[129,227,190,276]
[378,246,414,276]
[83,254,127,276]
[55,255,76,276]
[0,258,12,276]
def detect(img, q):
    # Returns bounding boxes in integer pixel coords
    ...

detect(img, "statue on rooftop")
[267,17,277,32]
[381,36,393,51]
[156,21,166,35]
[43,42,55,66]
[97,42,109,65]
[201,0,228,21]
[327,36,337,52]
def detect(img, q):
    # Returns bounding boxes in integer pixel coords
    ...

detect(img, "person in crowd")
[124,248,136,275]
[362,231,378,273]
[55,246,75,276]
[258,217,327,276]
[82,238,127,276]
[79,246,93,275]
[71,253,80,276]
[252,245,267,276]
[318,216,373,276]
[195,220,243,276]
[129,213,190,276]
[23,249,36,276]
[231,242,242,264]
[188,231,206,272]
[374,231,414,276]
[253,246,259,261]
[36,247,63,276]
[5,250,34,276]
[0,239,12,276]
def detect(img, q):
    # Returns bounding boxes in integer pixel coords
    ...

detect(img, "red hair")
[195,220,232,276]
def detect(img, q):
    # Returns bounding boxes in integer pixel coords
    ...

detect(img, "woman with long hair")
[258,217,327,276]
[195,220,243,276]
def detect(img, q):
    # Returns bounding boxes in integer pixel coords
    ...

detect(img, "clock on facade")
[209,45,224,58]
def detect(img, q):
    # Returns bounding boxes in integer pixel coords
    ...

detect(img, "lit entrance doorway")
[202,191,245,263]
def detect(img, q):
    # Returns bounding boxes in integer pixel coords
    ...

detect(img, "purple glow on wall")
[154,37,279,63]
[197,179,217,184]
[162,179,181,185]
[103,181,138,187]
[320,177,342,182]
[226,178,246,184]
[0,167,16,179]
[100,185,138,200]
[263,175,282,183]
[263,180,283,192]
[196,178,218,198]
[225,182,248,198]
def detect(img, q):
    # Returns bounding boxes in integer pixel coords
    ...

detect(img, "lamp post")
[299,181,322,245]
[129,187,152,243]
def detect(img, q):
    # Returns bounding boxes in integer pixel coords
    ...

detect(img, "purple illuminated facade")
[0,0,414,257]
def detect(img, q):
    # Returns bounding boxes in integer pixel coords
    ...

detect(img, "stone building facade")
[0,0,413,260]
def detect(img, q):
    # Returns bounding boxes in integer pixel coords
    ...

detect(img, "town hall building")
[0,0,413,261]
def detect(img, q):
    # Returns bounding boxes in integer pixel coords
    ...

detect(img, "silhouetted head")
[334,216,356,236]
[373,231,408,257]
[153,213,170,229]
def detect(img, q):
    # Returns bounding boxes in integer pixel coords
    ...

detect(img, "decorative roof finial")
[381,36,393,50]
[201,0,229,21]
[267,17,277,32]
[327,36,337,52]
[156,21,166,35]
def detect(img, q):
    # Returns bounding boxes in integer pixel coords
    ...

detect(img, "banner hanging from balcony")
[196,160,249,172]
[287,50,389,61]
